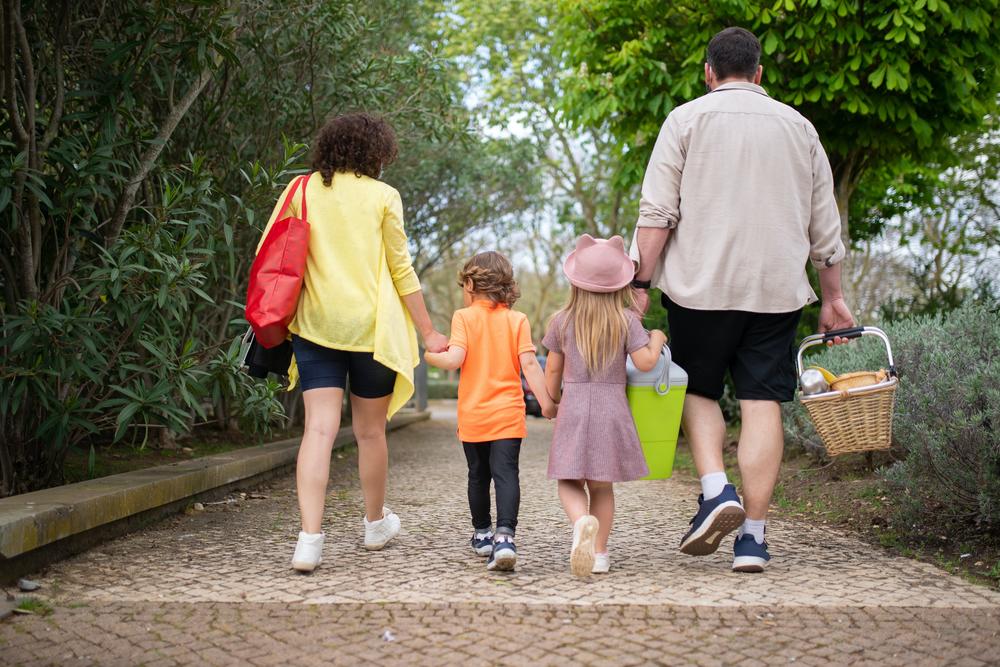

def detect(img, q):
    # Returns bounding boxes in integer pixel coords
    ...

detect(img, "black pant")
[462,439,521,536]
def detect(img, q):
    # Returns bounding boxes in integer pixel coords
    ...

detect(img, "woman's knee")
[303,419,341,441]
[352,421,387,444]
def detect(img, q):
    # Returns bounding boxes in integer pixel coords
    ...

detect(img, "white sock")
[739,519,766,544]
[298,531,323,541]
[700,471,728,500]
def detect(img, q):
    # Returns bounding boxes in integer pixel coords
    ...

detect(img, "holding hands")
[422,329,450,354]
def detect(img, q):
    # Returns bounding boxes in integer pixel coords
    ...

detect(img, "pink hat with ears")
[562,234,636,293]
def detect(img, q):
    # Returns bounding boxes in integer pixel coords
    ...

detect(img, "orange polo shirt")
[450,300,536,443]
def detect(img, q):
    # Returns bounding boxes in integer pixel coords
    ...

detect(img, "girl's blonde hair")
[457,251,520,307]
[554,285,635,375]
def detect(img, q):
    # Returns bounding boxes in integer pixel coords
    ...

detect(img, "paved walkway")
[3,412,1000,665]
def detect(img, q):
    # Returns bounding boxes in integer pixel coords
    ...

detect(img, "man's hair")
[706,27,761,81]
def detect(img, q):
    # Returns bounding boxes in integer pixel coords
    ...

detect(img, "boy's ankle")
[495,527,515,541]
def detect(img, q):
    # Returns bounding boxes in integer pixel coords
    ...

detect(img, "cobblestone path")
[3,410,999,665]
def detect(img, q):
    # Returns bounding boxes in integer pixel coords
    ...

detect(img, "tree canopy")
[555,0,1000,240]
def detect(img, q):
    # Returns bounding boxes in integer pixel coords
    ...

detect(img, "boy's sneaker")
[732,533,770,573]
[291,531,324,572]
[679,484,746,556]
[471,530,495,557]
[592,552,610,574]
[487,536,517,571]
[570,515,599,576]
[363,507,401,551]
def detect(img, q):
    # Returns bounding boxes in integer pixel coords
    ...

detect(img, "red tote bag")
[245,174,311,348]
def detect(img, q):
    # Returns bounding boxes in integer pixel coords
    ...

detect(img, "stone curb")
[0,410,429,582]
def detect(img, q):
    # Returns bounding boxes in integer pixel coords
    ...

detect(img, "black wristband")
[631,279,651,289]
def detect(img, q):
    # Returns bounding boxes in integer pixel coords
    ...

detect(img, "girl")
[543,234,666,576]
[425,252,554,571]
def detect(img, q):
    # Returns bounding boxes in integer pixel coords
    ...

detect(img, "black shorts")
[662,295,802,402]
[291,335,396,396]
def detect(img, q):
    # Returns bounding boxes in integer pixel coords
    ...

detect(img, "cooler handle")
[796,326,896,378]
[654,346,672,396]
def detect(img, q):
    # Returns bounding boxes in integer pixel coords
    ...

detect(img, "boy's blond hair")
[458,252,520,307]
[553,285,634,375]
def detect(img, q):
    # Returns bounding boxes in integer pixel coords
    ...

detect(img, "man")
[630,27,854,572]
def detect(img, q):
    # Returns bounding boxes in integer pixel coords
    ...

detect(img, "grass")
[15,598,53,617]
[675,424,1000,589]
[62,426,304,484]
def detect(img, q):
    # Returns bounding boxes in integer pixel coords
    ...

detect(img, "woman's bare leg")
[297,388,345,533]
[349,393,392,521]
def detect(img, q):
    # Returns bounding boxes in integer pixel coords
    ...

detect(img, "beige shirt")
[631,81,846,313]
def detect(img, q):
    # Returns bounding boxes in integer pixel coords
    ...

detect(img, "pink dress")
[542,311,651,482]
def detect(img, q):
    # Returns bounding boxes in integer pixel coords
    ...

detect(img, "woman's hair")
[554,285,634,375]
[311,113,399,186]
[458,252,520,307]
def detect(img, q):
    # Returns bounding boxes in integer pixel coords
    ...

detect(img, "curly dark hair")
[457,251,520,308]
[311,113,399,186]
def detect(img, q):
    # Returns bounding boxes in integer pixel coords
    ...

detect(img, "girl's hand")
[542,402,559,420]
[649,329,668,346]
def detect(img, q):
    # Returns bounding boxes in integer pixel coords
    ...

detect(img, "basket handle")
[796,326,896,378]
[820,326,865,342]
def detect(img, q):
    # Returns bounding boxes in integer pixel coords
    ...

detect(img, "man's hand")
[818,297,855,345]
[632,288,650,315]
[422,330,449,353]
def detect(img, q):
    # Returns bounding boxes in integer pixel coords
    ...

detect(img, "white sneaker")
[570,515,599,576]
[291,531,324,572]
[364,507,401,550]
[592,552,610,574]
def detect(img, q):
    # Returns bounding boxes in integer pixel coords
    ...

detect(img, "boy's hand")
[542,402,559,420]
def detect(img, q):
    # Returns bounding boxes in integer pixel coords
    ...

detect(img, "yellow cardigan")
[257,172,422,418]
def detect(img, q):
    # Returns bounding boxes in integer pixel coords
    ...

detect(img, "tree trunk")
[833,178,854,254]
[831,152,863,310]
[105,64,216,246]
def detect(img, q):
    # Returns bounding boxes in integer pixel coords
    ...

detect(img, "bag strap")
[275,174,310,222]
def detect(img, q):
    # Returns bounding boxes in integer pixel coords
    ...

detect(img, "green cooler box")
[626,348,688,479]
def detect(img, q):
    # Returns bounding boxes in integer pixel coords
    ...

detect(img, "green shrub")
[783,303,1000,535]
[428,381,460,400]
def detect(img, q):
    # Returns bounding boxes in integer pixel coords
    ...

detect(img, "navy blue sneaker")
[732,533,770,572]
[487,536,517,571]
[470,530,494,557]
[679,484,746,556]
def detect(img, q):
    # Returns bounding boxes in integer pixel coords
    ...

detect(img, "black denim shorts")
[662,295,802,402]
[291,335,396,396]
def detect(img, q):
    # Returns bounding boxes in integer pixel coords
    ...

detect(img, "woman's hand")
[423,329,450,353]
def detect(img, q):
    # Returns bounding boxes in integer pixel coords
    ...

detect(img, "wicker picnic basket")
[796,326,899,457]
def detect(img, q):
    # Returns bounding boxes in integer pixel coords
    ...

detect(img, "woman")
[257,113,448,571]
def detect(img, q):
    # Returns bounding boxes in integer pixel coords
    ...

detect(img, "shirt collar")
[712,81,770,97]
[472,299,506,310]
